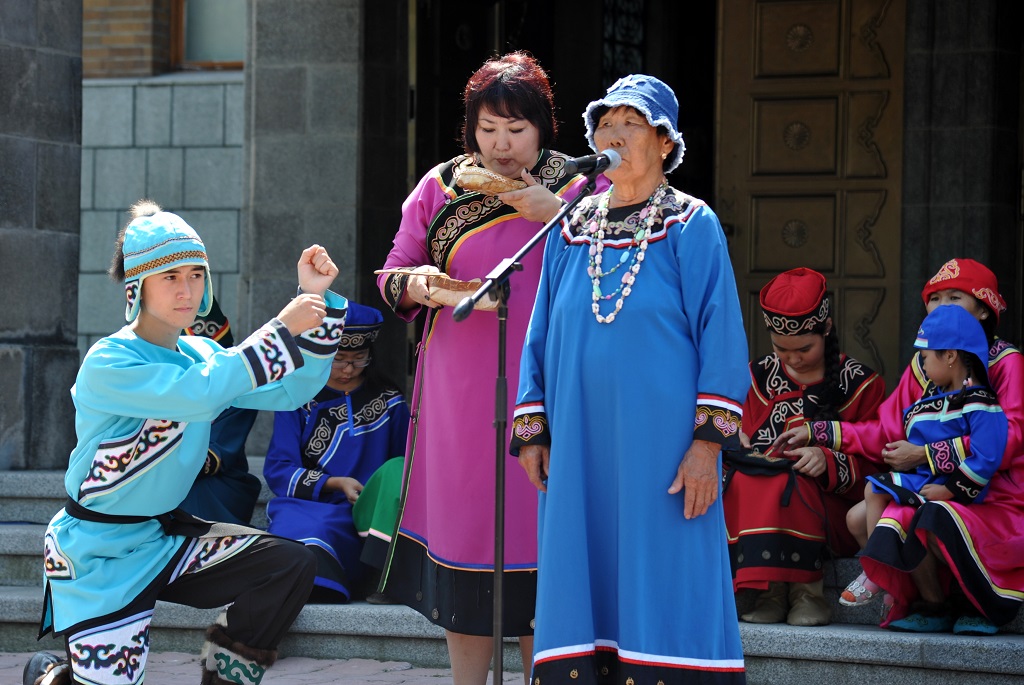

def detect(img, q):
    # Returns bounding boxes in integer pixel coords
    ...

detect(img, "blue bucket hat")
[338,302,384,351]
[914,305,990,384]
[122,211,212,322]
[583,74,686,173]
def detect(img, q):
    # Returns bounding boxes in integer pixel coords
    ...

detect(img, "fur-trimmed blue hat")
[122,211,212,322]
[583,74,686,173]
[338,301,383,351]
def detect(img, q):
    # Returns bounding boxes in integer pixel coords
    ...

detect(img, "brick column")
[0,0,83,469]
[82,0,170,78]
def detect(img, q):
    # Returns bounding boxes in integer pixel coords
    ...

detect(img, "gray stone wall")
[900,0,1023,350]
[240,0,362,337]
[0,0,83,469]
[79,72,245,356]
[240,0,364,452]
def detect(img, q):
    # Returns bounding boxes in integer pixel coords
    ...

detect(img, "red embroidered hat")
[760,267,830,335]
[921,258,1006,323]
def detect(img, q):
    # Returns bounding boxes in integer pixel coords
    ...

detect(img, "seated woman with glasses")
[263,302,410,603]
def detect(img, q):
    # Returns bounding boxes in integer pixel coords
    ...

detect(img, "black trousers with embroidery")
[157,535,316,648]
[51,535,315,685]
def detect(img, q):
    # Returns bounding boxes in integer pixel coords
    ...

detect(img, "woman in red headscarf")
[777,258,1024,634]
[723,268,886,626]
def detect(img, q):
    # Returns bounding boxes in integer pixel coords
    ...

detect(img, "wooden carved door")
[716,0,905,382]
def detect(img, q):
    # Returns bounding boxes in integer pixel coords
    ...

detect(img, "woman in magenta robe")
[376,52,594,684]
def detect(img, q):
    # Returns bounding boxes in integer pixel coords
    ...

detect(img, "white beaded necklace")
[583,180,668,324]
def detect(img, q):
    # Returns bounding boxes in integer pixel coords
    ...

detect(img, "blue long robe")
[263,378,409,600]
[512,189,749,684]
[41,293,347,635]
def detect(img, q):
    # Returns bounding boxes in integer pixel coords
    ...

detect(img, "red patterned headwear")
[921,258,1006,323]
[760,267,830,335]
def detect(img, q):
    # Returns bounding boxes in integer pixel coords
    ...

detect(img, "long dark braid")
[809,320,843,421]
[948,350,990,410]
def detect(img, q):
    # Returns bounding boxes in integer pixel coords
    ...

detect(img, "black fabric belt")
[64,497,160,525]
[63,497,265,539]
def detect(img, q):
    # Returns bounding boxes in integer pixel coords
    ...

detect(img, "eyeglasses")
[332,356,371,369]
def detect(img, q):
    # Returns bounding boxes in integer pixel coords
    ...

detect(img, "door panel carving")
[717,0,905,382]
[751,195,836,272]
[846,91,892,178]
[755,1,841,77]
[754,99,838,174]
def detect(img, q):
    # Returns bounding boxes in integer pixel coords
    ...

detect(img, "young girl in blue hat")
[841,305,1008,633]
[26,200,348,685]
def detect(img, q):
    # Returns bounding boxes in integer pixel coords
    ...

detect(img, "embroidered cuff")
[239,319,303,386]
[509,403,550,456]
[296,293,348,357]
[383,271,414,315]
[946,466,987,504]
[820,449,857,495]
[202,450,222,477]
[808,420,842,450]
[292,468,325,500]
[693,396,742,447]
[925,437,966,475]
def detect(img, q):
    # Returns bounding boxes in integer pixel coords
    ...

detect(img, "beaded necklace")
[583,180,668,324]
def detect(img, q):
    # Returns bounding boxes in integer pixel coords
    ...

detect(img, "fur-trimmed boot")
[23,652,71,685]
[199,621,278,685]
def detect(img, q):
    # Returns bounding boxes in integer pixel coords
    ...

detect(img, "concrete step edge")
[1,586,1022,676]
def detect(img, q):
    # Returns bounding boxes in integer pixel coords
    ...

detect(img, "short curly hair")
[461,51,557,154]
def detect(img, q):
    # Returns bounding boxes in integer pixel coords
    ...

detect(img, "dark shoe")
[365,591,398,605]
[23,652,70,685]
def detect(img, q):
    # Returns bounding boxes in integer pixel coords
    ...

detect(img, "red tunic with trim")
[723,352,885,589]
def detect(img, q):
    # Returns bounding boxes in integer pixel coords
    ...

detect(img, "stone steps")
[0,459,273,529]
[2,466,1023,683]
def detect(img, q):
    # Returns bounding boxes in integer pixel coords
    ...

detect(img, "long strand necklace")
[583,180,668,324]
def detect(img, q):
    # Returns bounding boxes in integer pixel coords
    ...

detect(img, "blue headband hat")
[122,211,212,322]
[583,74,686,173]
[338,301,383,351]
[914,305,990,385]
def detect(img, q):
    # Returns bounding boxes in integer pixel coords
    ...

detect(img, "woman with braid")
[722,267,885,626]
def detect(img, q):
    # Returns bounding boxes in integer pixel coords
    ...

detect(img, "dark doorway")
[412,0,718,202]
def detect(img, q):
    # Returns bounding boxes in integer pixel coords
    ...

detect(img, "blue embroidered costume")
[511,74,749,685]
[36,207,346,685]
[264,378,408,600]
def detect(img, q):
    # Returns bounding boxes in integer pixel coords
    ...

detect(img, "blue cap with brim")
[914,305,990,383]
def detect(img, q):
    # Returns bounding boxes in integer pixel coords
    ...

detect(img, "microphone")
[564,149,621,176]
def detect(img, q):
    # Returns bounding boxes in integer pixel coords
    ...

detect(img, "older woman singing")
[513,75,749,685]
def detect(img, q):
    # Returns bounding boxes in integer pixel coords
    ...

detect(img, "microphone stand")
[452,173,601,681]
